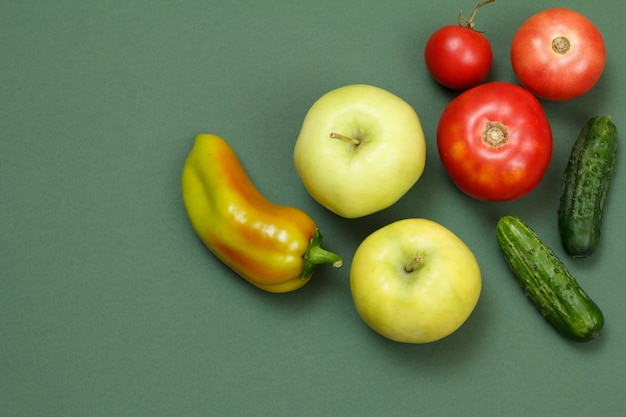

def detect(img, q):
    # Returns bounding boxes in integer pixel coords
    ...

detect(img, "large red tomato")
[511,8,606,101]
[437,82,553,201]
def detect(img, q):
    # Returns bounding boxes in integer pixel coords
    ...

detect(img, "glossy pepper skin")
[181,134,343,293]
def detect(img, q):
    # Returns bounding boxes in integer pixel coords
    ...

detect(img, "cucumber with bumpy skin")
[496,215,604,342]
[558,116,618,258]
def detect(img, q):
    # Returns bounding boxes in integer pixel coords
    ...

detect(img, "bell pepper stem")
[301,228,343,279]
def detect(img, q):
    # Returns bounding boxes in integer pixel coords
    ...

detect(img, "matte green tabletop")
[2,1,625,416]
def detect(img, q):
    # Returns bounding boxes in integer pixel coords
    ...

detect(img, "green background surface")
[2,1,625,416]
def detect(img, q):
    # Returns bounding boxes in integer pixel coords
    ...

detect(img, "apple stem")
[405,256,424,273]
[330,132,361,146]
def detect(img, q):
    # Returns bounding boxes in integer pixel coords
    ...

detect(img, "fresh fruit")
[558,116,618,257]
[293,84,426,218]
[350,218,481,344]
[424,0,495,90]
[496,215,604,342]
[181,134,343,293]
[511,7,606,101]
[437,81,552,201]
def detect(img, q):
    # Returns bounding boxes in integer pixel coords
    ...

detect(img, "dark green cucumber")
[558,116,618,257]
[496,215,604,342]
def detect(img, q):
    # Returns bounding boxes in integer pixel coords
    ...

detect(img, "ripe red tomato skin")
[437,82,553,201]
[511,8,606,101]
[425,25,492,90]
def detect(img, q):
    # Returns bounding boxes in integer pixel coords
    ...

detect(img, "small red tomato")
[424,0,495,90]
[437,82,553,201]
[511,8,606,101]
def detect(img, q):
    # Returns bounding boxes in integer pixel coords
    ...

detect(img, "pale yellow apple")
[350,218,482,343]
[293,84,426,218]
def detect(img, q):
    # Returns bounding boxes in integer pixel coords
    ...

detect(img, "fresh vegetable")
[293,84,426,218]
[558,116,618,258]
[350,218,481,344]
[511,8,606,101]
[424,0,495,90]
[181,133,343,293]
[496,215,604,342]
[437,81,553,201]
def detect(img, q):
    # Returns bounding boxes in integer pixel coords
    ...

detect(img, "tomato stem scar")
[552,36,571,54]
[482,121,509,149]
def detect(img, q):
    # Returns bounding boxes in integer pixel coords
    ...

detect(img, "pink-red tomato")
[437,82,553,201]
[511,8,606,101]
[425,25,492,90]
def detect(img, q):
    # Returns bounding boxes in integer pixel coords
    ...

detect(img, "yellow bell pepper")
[181,134,343,293]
